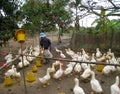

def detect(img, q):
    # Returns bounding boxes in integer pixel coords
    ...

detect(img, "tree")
[20,0,72,43]
[0,0,20,46]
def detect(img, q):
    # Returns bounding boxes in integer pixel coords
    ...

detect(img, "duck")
[53,63,63,80]
[73,77,85,94]
[48,63,56,76]
[18,57,30,68]
[81,48,89,59]
[4,53,13,60]
[67,61,76,68]
[55,47,61,53]
[96,48,102,58]
[110,76,120,94]
[26,50,35,62]
[5,65,18,77]
[90,71,103,93]
[80,64,91,79]
[74,63,82,73]
[53,60,61,71]
[64,64,74,76]
[96,53,106,62]
[102,60,111,75]
[90,53,96,67]
[39,68,51,87]
[65,48,75,56]
[60,51,66,58]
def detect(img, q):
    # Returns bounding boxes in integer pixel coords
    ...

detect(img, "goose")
[53,63,63,80]
[110,76,120,94]
[74,63,82,73]
[39,68,51,87]
[90,71,103,93]
[73,78,85,94]
[80,64,91,79]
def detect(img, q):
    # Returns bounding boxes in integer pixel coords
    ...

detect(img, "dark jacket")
[40,37,51,50]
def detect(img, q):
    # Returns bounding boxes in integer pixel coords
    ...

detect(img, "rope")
[0,52,120,70]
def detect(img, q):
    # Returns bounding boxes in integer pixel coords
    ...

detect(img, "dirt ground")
[0,34,120,94]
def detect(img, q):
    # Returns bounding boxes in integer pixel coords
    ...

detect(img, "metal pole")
[21,43,27,94]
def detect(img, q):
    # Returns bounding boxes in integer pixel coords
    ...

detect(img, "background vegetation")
[0,0,120,50]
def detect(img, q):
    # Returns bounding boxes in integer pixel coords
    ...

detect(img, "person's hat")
[40,33,46,38]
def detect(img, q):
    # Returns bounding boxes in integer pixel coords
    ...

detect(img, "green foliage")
[0,0,20,46]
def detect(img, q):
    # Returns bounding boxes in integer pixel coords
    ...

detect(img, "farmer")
[39,32,53,64]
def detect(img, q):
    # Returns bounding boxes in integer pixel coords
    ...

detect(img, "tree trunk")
[58,27,62,44]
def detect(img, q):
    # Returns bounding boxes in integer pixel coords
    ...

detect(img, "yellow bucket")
[15,29,26,43]
[17,33,25,42]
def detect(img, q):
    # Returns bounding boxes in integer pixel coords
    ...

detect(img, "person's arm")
[40,40,44,50]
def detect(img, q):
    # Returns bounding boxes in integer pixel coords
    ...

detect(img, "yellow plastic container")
[96,64,104,72]
[15,29,26,43]
[4,76,13,86]
[32,65,38,72]
[26,71,36,82]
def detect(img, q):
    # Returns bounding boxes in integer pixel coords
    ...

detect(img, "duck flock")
[2,45,120,94]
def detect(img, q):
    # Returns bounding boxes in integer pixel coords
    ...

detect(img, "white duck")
[55,47,61,53]
[90,53,96,67]
[81,64,91,79]
[5,65,16,77]
[64,64,74,76]
[74,63,82,73]
[60,51,66,58]
[48,63,56,76]
[90,71,103,93]
[66,48,75,56]
[4,53,13,60]
[110,76,120,94]
[26,50,35,62]
[73,78,85,94]
[53,63,63,80]
[96,48,102,58]
[18,57,30,68]
[39,68,51,87]
[102,60,111,75]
